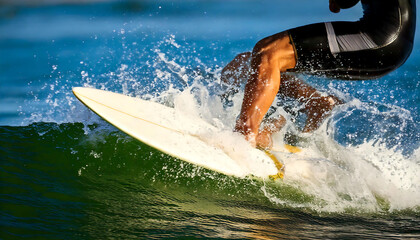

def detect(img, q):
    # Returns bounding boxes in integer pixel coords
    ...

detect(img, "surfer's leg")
[235,31,296,147]
[279,75,342,132]
[223,52,341,134]
[219,52,251,102]
[221,52,251,87]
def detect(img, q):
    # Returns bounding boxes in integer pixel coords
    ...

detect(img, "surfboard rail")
[73,87,289,179]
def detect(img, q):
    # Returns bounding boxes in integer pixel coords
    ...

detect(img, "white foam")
[23,34,420,212]
[157,52,420,212]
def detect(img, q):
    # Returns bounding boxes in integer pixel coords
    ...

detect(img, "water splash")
[19,32,420,213]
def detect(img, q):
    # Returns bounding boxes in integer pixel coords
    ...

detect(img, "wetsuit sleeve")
[334,0,360,9]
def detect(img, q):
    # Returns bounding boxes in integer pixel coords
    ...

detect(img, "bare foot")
[302,95,342,133]
[256,115,286,149]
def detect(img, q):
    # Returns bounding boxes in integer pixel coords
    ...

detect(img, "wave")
[8,34,419,214]
[1,119,419,215]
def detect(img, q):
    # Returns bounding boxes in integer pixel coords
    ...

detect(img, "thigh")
[287,21,411,80]
[287,22,338,73]
[252,31,296,71]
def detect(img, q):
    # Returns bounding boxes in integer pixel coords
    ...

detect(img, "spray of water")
[20,33,420,213]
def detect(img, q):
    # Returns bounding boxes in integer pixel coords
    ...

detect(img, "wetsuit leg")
[287,21,414,80]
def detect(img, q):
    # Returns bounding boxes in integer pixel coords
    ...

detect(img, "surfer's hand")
[329,0,340,13]
[235,115,286,149]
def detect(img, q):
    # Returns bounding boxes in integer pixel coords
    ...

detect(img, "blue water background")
[1,0,419,155]
[0,1,420,239]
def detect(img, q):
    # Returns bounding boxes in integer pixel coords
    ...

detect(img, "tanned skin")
[221,0,342,149]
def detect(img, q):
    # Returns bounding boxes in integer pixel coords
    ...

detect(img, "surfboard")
[72,87,290,179]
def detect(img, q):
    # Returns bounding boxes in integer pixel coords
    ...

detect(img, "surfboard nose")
[73,87,90,95]
[73,87,104,99]
[72,87,84,97]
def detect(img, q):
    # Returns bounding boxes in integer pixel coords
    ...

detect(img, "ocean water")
[1,0,419,239]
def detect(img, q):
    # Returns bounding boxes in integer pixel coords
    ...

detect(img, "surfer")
[222,0,416,148]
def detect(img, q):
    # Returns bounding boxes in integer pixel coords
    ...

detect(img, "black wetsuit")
[288,0,416,80]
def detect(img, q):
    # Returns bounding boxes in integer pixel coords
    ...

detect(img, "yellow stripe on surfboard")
[284,144,301,153]
[74,88,302,180]
[264,150,285,180]
[264,145,302,180]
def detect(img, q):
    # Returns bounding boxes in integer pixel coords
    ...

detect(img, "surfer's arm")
[330,0,360,13]
[329,0,341,13]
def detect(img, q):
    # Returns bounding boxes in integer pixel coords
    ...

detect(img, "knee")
[251,32,296,71]
[221,52,252,86]
[235,52,252,62]
[253,35,272,53]
[252,37,272,60]
[252,36,281,68]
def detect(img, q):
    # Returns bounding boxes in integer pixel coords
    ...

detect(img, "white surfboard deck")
[73,87,287,179]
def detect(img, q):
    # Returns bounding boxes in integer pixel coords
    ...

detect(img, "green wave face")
[1,123,420,239]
